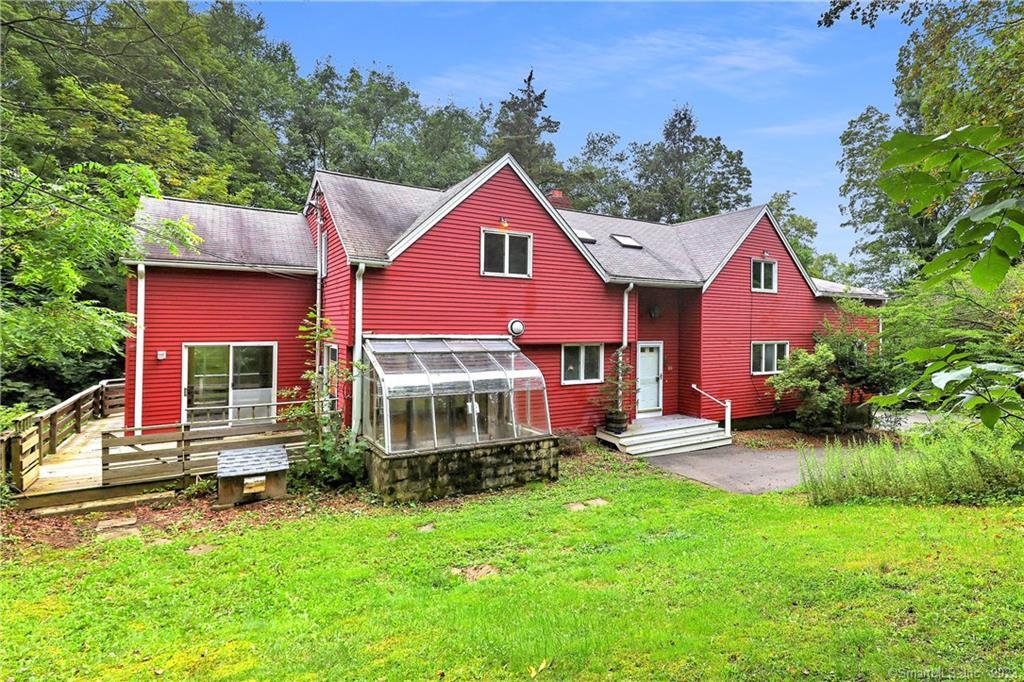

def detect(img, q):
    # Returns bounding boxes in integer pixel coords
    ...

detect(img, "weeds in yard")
[801,420,1024,505]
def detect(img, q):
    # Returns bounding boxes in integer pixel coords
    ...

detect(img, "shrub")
[801,420,1024,506]
[767,344,847,433]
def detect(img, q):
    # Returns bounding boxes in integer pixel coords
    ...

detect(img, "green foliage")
[280,311,366,489]
[767,190,853,280]
[590,351,637,416]
[802,420,1024,505]
[767,345,848,433]
[628,106,752,223]
[880,266,1024,364]
[1,162,197,367]
[0,404,30,433]
[485,70,562,188]
[180,476,217,500]
[816,298,899,393]
[872,123,1024,447]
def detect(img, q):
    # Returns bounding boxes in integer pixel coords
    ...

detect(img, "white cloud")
[739,115,853,138]
[419,25,821,104]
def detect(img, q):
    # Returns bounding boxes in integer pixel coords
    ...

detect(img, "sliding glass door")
[184,343,276,425]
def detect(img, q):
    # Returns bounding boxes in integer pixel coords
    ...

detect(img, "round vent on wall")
[507,319,526,337]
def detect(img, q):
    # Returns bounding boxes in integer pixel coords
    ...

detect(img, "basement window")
[362,336,551,454]
[482,229,532,277]
[611,234,642,249]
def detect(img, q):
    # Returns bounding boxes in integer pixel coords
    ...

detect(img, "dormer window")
[751,259,777,293]
[481,229,532,278]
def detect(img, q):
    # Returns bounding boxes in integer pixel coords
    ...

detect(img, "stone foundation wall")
[367,436,559,503]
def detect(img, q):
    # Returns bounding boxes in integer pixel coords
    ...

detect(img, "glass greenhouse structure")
[362,336,552,454]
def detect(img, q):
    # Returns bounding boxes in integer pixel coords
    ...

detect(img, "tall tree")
[836,107,944,288]
[767,191,853,281]
[561,132,632,216]
[485,70,563,188]
[628,106,751,223]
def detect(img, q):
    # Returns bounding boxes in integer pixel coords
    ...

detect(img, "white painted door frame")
[181,341,278,425]
[636,340,664,418]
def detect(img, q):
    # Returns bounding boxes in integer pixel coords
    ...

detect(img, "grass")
[802,422,1024,506]
[3,450,1024,680]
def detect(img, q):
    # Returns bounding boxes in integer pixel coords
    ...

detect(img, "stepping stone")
[584,498,609,507]
[96,515,137,531]
[186,544,216,555]
[565,502,587,512]
[149,537,172,546]
[418,523,435,533]
[97,527,141,541]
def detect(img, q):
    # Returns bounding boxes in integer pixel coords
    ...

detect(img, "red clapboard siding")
[124,268,315,427]
[677,289,703,416]
[361,167,627,344]
[698,216,846,420]
[308,191,351,348]
[523,343,620,432]
[637,287,682,416]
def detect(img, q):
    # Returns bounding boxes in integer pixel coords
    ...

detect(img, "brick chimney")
[546,189,572,209]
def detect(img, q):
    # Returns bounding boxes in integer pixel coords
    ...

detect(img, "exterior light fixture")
[508,319,526,337]
[648,305,662,320]
[499,217,510,229]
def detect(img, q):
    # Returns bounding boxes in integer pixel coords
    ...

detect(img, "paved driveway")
[646,445,824,494]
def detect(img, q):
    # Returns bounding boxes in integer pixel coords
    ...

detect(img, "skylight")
[573,228,597,244]
[611,234,642,249]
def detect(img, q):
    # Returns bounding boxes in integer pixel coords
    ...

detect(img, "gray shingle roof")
[314,170,442,261]
[136,196,315,269]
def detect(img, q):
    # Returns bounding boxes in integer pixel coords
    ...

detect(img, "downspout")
[618,282,634,412]
[133,264,145,434]
[351,262,367,436]
[313,193,324,381]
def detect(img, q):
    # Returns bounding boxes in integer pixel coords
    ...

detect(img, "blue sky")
[252,1,913,259]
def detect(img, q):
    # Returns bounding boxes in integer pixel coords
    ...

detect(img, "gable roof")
[310,157,884,299]
[132,196,316,272]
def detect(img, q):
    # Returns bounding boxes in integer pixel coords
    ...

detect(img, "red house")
[125,154,883,460]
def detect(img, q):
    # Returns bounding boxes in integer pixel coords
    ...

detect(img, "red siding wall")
[308,191,352,348]
[524,343,620,432]
[698,216,843,420]
[124,268,315,428]
[677,289,703,416]
[361,167,627,344]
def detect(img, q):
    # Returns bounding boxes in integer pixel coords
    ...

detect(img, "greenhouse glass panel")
[362,335,550,453]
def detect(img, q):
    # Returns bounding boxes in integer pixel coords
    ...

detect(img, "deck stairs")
[596,415,732,457]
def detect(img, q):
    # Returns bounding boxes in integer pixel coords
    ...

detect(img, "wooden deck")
[20,414,121,497]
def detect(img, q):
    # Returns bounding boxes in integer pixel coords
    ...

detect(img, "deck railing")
[691,384,732,438]
[1,378,126,491]
[101,402,338,487]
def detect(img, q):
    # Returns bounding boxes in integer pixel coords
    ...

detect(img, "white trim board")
[636,340,664,417]
[384,154,610,282]
[700,206,819,297]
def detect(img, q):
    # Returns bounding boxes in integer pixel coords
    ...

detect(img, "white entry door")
[636,342,663,417]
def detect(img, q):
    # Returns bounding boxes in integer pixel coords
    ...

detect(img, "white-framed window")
[322,342,340,410]
[561,344,604,384]
[481,228,532,278]
[751,341,789,375]
[751,259,777,293]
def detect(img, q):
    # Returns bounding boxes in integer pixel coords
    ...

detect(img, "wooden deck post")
[48,413,57,455]
[74,398,83,434]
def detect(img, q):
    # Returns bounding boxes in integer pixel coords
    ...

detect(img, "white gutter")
[133,264,145,434]
[617,282,634,412]
[313,195,324,377]
[120,259,317,275]
[351,262,367,435]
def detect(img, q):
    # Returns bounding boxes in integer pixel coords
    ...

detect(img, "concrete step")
[28,491,177,517]
[635,436,735,458]
[599,423,723,449]
[626,429,734,456]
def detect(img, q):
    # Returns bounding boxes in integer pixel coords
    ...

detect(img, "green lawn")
[3,455,1024,681]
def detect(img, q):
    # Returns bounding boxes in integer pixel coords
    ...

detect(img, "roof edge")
[122,258,317,275]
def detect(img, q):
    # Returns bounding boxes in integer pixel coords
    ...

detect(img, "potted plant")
[591,351,637,434]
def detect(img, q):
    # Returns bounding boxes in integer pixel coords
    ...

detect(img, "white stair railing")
[691,384,732,438]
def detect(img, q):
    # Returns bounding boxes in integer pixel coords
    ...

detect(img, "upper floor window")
[751,259,777,293]
[751,341,788,375]
[482,229,532,278]
[562,344,603,384]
